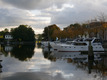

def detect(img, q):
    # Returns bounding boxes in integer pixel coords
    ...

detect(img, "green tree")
[42,24,60,41]
[37,34,42,41]
[4,28,9,33]
[11,25,35,41]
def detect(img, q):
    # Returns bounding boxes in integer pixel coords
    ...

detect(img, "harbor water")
[0,44,107,80]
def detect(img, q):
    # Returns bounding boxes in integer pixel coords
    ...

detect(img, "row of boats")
[41,37,105,53]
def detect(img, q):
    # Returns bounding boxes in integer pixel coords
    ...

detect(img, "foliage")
[42,24,60,41]
[63,23,84,38]
[36,34,42,41]
[51,29,61,40]
[42,22,107,40]
[11,25,35,41]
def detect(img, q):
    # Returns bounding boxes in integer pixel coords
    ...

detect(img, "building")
[4,33,13,45]
[5,34,13,40]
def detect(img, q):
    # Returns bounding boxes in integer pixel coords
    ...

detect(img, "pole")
[88,41,94,74]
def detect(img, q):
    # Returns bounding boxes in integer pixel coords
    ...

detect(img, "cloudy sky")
[0,0,107,34]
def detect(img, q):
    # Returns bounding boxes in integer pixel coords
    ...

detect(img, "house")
[5,34,13,40]
[4,33,13,45]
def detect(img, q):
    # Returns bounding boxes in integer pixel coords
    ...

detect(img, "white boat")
[41,41,50,48]
[50,38,85,50]
[51,38,104,52]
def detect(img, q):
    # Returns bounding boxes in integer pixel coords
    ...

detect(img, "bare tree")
[98,12,107,22]
[97,13,107,40]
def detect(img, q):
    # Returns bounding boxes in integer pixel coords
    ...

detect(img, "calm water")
[0,44,107,80]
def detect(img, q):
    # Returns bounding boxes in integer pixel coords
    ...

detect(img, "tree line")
[42,21,107,41]
[0,25,36,42]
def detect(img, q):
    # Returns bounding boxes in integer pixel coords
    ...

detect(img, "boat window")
[66,41,72,44]
[79,38,84,41]
[73,43,87,46]
[84,38,93,41]
[74,38,84,42]
[93,39,101,43]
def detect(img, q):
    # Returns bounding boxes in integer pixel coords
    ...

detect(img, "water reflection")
[0,45,107,80]
[0,44,35,61]
[42,47,56,62]
[0,60,2,73]
[0,52,2,73]
[36,44,42,48]
[42,47,107,79]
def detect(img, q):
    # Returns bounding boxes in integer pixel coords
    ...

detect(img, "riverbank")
[0,41,36,45]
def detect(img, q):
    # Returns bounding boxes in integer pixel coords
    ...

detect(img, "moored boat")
[51,38,104,52]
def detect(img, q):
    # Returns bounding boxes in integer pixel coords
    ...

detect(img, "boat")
[50,38,85,49]
[51,38,104,52]
[41,41,50,48]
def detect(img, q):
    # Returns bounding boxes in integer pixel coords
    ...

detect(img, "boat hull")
[52,44,104,52]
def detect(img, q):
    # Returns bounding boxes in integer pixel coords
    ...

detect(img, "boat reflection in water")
[0,44,35,61]
[0,49,3,73]
[42,47,107,79]
[42,47,56,61]
[0,58,2,73]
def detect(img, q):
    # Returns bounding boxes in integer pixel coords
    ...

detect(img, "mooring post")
[0,44,1,51]
[88,41,94,74]
[88,41,94,57]
[0,60,2,73]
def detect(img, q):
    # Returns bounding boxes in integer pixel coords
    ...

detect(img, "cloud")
[1,0,70,10]
[0,8,31,26]
[0,8,51,28]
[0,0,107,34]
[43,0,107,27]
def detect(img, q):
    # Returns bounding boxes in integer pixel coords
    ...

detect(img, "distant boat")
[41,41,49,48]
[50,38,104,52]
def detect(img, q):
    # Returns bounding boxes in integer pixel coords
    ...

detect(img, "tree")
[42,24,60,41]
[63,23,82,38]
[4,28,9,33]
[11,25,35,41]
[37,34,42,41]
[97,13,107,40]
[42,27,48,40]
[52,29,61,40]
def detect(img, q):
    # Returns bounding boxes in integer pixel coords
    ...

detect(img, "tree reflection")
[10,45,35,61]
[42,47,56,62]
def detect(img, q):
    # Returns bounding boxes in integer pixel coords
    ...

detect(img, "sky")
[0,0,107,34]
